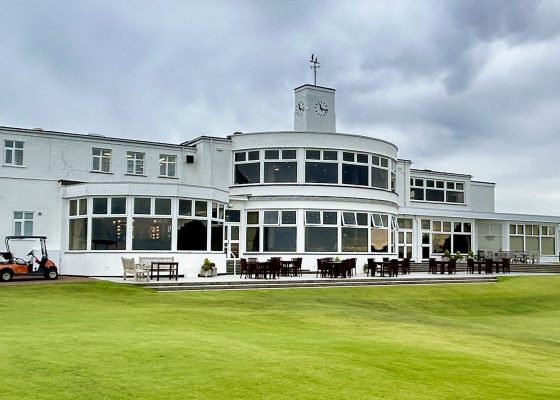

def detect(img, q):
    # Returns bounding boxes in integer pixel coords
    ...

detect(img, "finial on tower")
[309,54,320,85]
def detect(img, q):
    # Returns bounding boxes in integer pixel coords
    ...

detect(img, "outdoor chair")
[316,258,328,278]
[402,258,411,275]
[466,258,475,274]
[447,258,457,275]
[291,258,302,277]
[121,257,149,282]
[484,258,494,274]
[389,259,399,277]
[428,258,437,274]
[501,258,511,273]
[349,258,357,277]
[367,258,377,277]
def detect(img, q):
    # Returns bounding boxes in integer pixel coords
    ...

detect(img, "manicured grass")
[1,277,560,399]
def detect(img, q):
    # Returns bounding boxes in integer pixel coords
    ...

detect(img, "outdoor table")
[435,260,450,275]
[280,260,293,276]
[150,261,179,281]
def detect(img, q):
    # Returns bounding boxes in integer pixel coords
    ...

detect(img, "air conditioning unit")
[185,155,195,164]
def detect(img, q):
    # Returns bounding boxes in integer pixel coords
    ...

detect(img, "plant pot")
[200,266,217,277]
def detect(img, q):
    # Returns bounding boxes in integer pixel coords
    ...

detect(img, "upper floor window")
[92,148,111,172]
[371,155,389,189]
[159,154,177,177]
[305,149,338,184]
[234,150,260,184]
[4,140,24,166]
[127,152,145,175]
[342,152,369,186]
[410,178,465,204]
[14,211,33,235]
[264,149,297,183]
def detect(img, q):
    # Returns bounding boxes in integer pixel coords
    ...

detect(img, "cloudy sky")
[1,0,559,215]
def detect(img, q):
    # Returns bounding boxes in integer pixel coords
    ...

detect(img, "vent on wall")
[185,155,195,164]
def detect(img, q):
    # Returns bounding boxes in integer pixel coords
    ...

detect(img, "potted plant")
[467,250,474,259]
[455,251,464,262]
[442,249,451,261]
[200,258,217,277]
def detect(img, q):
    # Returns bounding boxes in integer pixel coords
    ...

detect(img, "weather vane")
[310,54,320,85]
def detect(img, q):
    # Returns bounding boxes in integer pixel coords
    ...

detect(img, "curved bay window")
[177,199,208,251]
[305,150,338,184]
[342,152,368,186]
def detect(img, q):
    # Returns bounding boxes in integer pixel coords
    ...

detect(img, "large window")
[264,149,297,183]
[429,220,472,254]
[410,178,465,204]
[177,199,208,251]
[90,197,127,250]
[342,152,368,186]
[159,154,177,177]
[68,198,88,250]
[397,218,413,259]
[477,223,502,252]
[4,140,24,166]
[244,210,297,252]
[92,148,111,173]
[14,211,33,235]
[127,152,145,175]
[510,224,556,255]
[132,197,171,250]
[370,214,389,253]
[305,210,338,252]
[305,150,338,184]
[341,212,368,252]
[234,150,260,184]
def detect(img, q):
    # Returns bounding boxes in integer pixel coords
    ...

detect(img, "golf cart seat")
[1,251,14,263]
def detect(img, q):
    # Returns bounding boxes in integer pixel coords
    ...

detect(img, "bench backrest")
[138,256,174,266]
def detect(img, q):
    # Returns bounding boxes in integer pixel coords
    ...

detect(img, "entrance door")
[224,224,240,274]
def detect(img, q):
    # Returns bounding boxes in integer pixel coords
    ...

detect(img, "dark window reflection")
[426,189,444,202]
[177,219,207,250]
[264,162,297,183]
[342,164,368,186]
[235,163,260,184]
[305,162,338,183]
[305,227,337,252]
[371,167,388,189]
[264,227,297,252]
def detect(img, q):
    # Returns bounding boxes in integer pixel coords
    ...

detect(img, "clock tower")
[294,84,336,133]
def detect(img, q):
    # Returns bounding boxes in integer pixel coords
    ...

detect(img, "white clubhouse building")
[2,84,559,276]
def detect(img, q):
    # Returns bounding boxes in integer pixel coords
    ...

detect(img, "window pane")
[372,214,383,227]
[453,234,471,254]
[410,188,424,200]
[454,222,462,233]
[155,198,171,215]
[14,211,23,220]
[356,153,368,163]
[246,227,260,252]
[195,201,207,217]
[541,237,555,255]
[265,150,279,159]
[247,211,259,224]
[248,151,259,161]
[263,227,297,252]
[179,199,192,216]
[263,211,279,225]
[356,213,368,226]
[426,189,444,202]
[323,151,337,160]
[111,197,126,214]
[380,158,388,167]
[343,212,356,226]
[526,237,539,252]
[264,162,297,183]
[15,149,23,165]
[443,222,452,232]
[343,152,354,162]
[432,234,451,253]
[282,211,296,225]
[69,218,88,250]
[235,152,246,162]
[69,200,77,216]
[132,218,172,250]
[342,228,368,252]
[305,211,321,225]
[79,199,87,215]
[421,220,430,230]
[342,164,368,186]
[211,222,224,251]
[282,149,296,159]
[305,227,337,252]
[510,236,524,252]
[230,226,239,240]
[306,150,320,160]
[398,218,413,229]
[93,198,108,214]
[14,221,21,236]
[447,191,464,203]
[91,217,126,250]
[323,211,338,225]
[23,221,33,236]
[371,228,388,252]
[371,167,388,189]
[225,209,240,222]
[177,219,208,250]
[134,198,151,214]
[235,163,260,184]
[305,162,338,183]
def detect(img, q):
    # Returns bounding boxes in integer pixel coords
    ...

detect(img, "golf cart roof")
[5,236,48,240]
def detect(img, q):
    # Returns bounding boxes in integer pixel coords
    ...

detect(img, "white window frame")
[127,151,145,175]
[159,154,177,177]
[14,211,33,235]
[4,140,24,166]
[92,148,112,173]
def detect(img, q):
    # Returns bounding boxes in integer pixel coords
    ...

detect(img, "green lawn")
[1,277,559,399]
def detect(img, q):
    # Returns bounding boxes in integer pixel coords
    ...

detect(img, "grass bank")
[1,276,559,399]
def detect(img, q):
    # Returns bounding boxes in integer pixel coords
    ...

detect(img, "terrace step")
[143,276,497,292]
[409,262,560,274]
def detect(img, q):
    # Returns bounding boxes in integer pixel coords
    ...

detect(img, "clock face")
[295,100,306,116]
[314,100,328,117]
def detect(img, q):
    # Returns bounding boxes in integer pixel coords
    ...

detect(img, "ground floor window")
[177,219,207,250]
[305,227,337,252]
[132,218,172,250]
[510,224,556,255]
[69,218,87,250]
[14,211,33,236]
[91,217,126,250]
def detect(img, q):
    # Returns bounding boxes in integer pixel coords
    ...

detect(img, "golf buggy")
[0,236,58,282]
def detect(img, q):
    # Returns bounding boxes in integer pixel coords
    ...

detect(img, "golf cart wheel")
[45,268,58,280]
[1,269,13,282]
